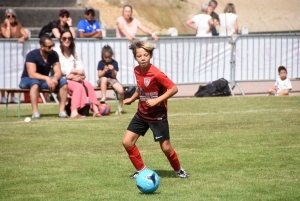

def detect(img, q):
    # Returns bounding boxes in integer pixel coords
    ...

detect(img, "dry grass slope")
[87,0,300,35]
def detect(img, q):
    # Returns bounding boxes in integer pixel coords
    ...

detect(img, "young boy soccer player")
[267,66,292,96]
[122,40,189,179]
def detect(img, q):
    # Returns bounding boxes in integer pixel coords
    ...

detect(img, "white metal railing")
[0,35,299,91]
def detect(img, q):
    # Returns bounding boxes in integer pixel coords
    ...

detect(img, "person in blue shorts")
[77,7,102,38]
[19,35,68,119]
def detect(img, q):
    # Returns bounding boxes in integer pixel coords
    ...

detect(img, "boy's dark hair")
[278,66,287,73]
[39,34,52,45]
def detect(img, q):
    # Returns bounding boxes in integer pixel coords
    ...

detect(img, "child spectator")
[97,45,124,114]
[268,66,292,96]
[122,40,189,179]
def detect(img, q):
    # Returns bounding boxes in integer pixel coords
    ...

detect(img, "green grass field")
[0,96,300,201]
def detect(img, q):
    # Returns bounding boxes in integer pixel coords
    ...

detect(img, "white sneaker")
[1,97,7,104]
[58,111,68,118]
[10,97,19,103]
[32,112,41,119]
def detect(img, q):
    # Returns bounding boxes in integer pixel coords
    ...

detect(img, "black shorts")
[127,116,170,142]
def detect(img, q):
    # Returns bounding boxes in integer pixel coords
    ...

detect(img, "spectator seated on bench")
[19,35,68,119]
[97,45,124,114]
[55,30,101,118]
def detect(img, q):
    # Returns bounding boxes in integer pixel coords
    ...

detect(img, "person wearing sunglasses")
[0,8,29,104]
[19,35,69,119]
[54,30,102,118]
[50,9,76,39]
[77,7,102,38]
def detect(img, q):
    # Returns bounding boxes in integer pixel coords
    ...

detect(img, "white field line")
[168,108,293,117]
[0,108,295,125]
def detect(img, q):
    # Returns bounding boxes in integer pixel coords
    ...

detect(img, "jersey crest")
[144,77,151,87]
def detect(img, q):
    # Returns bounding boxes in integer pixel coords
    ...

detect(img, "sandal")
[100,98,106,104]
[71,114,86,118]
[93,113,102,117]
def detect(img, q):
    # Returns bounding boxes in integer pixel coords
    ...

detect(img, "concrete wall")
[0,8,100,29]
[0,0,77,7]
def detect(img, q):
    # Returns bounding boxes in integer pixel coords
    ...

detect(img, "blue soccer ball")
[136,169,160,194]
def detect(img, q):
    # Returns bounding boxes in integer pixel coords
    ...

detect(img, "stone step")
[0,0,77,7]
[0,7,100,28]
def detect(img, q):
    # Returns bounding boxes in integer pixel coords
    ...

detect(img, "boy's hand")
[124,98,133,105]
[146,99,159,107]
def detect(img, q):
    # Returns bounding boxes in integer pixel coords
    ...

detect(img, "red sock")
[165,148,181,171]
[125,145,145,171]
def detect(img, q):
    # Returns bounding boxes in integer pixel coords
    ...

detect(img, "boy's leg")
[150,121,189,178]
[160,140,181,171]
[123,116,149,178]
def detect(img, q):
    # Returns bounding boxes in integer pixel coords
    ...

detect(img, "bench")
[1,85,128,118]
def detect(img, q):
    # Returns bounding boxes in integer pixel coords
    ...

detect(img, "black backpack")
[212,78,231,96]
[38,21,54,38]
[194,78,231,97]
[124,86,136,99]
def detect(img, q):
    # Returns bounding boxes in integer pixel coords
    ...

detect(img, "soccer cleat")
[32,111,41,119]
[176,169,189,178]
[130,171,139,179]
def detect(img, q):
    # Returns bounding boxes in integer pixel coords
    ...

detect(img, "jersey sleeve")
[156,71,175,89]
[77,20,85,32]
[95,21,101,31]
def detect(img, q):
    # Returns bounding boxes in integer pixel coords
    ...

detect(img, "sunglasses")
[60,14,69,18]
[44,44,55,49]
[86,12,95,16]
[62,37,72,42]
[6,15,16,19]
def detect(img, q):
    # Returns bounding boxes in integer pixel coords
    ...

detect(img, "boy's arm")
[147,85,178,107]
[124,88,139,105]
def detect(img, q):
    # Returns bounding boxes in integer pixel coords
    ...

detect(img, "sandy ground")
[86,0,300,35]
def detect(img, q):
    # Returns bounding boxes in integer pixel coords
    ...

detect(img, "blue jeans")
[19,77,67,91]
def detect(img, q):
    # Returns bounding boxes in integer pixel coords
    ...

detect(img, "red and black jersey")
[134,64,175,122]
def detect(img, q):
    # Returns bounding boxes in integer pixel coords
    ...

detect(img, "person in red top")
[122,40,189,179]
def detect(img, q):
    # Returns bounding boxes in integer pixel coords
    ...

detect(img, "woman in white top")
[55,30,101,118]
[186,3,214,37]
[219,3,238,36]
[116,5,158,41]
